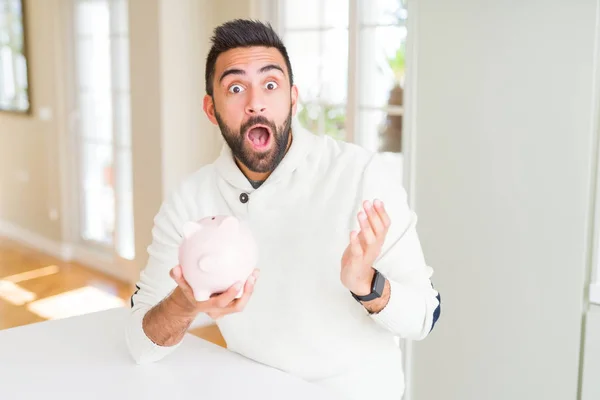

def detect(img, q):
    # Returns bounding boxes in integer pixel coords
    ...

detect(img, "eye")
[265,81,278,90]
[229,84,245,94]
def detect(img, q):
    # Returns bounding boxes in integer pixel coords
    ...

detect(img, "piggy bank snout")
[179,215,259,301]
[196,254,219,272]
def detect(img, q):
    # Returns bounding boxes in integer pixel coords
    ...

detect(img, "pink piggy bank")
[178,215,258,301]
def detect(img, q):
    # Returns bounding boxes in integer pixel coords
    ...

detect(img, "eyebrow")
[219,64,285,83]
[259,64,285,75]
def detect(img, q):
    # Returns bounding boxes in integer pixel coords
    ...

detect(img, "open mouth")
[245,124,272,150]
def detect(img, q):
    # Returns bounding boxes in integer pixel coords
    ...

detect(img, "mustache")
[240,116,276,136]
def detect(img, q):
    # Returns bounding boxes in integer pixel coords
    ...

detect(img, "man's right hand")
[168,265,260,320]
[142,265,259,347]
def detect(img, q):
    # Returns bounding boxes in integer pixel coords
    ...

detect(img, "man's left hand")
[341,199,391,295]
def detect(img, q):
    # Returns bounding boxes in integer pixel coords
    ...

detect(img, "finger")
[229,270,259,312]
[169,265,196,300]
[208,281,243,309]
[350,230,363,257]
[358,210,376,248]
[364,200,385,236]
[207,310,221,320]
[373,199,391,229]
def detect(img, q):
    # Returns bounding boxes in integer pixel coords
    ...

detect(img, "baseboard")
[69,243,127,281]
[0,219,71,260]
[0,219,131,284]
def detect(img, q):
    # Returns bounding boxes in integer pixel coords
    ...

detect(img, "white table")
[0,307,339,399]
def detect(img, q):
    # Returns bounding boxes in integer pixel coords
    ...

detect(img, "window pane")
[112,37,129,92]
[359,0,406,26]
[285,29,348,105]
[284,31,321,102]
[81,143,114,245]
[283,0,319,29]
[79,90,112,145]
[75,0,109,36]
[283,0,348,30]
[323,0,349,28]
[109,0,128,35]
[76,35,112,91]
[114,93,131,148]
[321,29,348,104]
[357,109,391,153]
[377,106,403,153]
[358,26,405,108]
[296,102,346,140]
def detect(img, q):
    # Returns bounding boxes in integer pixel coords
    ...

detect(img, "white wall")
[581,305,600,400]
[408,1,599,399]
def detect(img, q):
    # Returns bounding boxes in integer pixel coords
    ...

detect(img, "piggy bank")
[178,215,259,301]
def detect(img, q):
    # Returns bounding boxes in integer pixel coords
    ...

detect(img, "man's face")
[203,46,298,174]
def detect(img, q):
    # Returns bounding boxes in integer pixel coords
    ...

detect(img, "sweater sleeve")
[125,183,192,364]
[357,154,441,340]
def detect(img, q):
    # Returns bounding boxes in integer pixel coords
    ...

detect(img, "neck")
[237,162,270,182]
[237,130,293,182]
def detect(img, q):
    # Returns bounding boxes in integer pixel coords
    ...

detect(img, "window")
[278,0,406,153]
[73,0,134,260]
[0,0,30,113]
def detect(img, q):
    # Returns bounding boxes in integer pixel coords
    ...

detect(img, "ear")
[290,84,299,116]
[219,215,239,231]
[203,94,218,126]
[182,221,202,238]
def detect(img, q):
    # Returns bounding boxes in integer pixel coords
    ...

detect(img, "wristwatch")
[351,269,386,302]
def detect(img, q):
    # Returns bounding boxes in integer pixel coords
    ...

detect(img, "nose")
[245,89,267,115]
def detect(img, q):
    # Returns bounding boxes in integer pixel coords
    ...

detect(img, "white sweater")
[125,122,441,400]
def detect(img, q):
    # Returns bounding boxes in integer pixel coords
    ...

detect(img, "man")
[126,19,441,400]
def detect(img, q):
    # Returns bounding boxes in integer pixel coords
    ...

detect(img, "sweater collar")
[214,119,318,191]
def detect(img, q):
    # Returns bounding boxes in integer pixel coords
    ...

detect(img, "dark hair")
[205,19,294,96]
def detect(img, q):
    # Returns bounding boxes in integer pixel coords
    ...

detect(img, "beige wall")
[0,0,65,243]
[129,0,230,275]
[0,0,257,280]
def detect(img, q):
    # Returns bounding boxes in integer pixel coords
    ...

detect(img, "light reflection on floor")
[26,285,126,320]
[3,265,60,283]
[0,280,37,305]
[0,264,127,323]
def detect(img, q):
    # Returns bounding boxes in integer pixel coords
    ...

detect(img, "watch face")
[371,271,385,298]
[373,270,385,296]
[351,270,386,302]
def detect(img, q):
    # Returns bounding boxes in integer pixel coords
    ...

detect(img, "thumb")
[170,265,196,301]
[170,265,188,288]
[170,265,182,280]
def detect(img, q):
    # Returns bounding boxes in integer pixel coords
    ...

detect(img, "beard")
[214,106,293,174]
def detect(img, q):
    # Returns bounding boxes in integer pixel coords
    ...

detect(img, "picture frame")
[0,0,31,114]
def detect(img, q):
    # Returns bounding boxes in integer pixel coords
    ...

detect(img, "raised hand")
[340,199,391,295]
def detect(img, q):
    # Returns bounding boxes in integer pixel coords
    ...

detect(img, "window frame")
[270,0,407,152]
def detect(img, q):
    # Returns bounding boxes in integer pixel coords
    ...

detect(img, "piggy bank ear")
[182,221,202,238]
[219,216,239,231]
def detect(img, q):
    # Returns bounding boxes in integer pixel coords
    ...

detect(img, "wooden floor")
[0,236,225,347]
